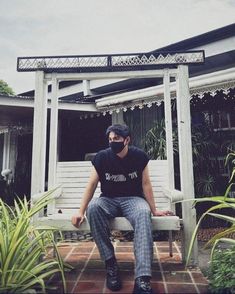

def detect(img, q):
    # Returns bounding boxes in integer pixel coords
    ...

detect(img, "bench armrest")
[162,187,184,202]
[31,186,62,204]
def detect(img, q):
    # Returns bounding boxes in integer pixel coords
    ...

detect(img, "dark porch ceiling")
[0,105,33,125]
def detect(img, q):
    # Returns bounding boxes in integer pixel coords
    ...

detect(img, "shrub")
[208,246,235,293]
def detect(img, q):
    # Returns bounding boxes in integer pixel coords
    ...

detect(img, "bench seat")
[35,215,181,231]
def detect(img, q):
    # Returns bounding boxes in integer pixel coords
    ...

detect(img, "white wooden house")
[0,23,235,264]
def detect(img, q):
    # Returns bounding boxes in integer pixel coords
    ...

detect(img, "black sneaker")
[106,261,122,291]
[133,276,153,294]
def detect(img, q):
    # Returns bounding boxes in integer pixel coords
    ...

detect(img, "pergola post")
[47,74,59,214]
[163,69,175,190]
[176,65,198,264]
[31,71,48,196]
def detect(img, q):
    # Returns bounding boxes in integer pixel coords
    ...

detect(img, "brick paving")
[47,241,209,294]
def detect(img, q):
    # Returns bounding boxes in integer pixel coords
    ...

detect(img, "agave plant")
[185,151,235,266]
[0,189,71,293]
[195,174,216,196]
[186,192,235,265]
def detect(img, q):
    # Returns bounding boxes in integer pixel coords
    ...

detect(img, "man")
[72,124,173,294]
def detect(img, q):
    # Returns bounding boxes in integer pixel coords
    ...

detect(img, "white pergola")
[18,51,205,263]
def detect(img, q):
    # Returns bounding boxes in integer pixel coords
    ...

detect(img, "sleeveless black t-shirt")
[92,146,149,198]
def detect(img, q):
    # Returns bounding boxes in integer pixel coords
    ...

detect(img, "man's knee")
[136,206,151,217]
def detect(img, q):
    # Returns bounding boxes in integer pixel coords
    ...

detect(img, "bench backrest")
[53,160,170,215]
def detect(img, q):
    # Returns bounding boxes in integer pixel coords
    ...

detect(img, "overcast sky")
[0,0,234,94]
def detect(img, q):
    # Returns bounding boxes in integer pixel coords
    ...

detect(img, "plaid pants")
[87,196,153,278]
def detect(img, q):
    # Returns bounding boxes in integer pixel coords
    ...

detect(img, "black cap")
[106,124,130,138]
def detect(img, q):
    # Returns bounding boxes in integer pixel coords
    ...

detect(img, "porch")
[47,241,209,294]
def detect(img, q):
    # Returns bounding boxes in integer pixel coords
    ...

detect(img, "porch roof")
[0,94,97,126]
[95,67,235,114]
[0,93,97,112]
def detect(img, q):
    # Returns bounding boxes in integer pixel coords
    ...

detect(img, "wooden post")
[31,71,48,196]
[163,69,175,190]
[47,74,59,214]
[176,65,198,265]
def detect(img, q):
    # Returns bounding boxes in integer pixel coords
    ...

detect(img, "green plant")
[0,190,71,293]
[226,151,235,184]
[186,188,235,261]
[208,245,235,293]
[186,152,235,261]
[143,119,178,159]
[195,174,216,196]
[185,151,235,291]
[190,123,222,197]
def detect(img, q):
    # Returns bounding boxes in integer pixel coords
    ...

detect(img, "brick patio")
[47,241,209,294]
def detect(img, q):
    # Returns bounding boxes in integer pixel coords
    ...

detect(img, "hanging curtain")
[123,104,164,149]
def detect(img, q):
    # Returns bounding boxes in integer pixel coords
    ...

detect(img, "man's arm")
[142,164,173,216]
[71,167,99,227]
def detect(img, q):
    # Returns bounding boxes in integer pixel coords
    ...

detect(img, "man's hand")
[71,213,85,228]
[152,210,174,216]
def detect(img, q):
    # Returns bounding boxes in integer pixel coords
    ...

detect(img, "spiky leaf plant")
[185,185,235,266]
[144,119,178,160]
[0,190,71,293]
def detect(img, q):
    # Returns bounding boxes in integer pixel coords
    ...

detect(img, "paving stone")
[73,281,104,293]
[151,282,166,293]
[167,283,198,293]
[164,271,193,283]
[104,281,134,294]
[152,270,163,281]
[191,272,209,284]
[80,269,106,281]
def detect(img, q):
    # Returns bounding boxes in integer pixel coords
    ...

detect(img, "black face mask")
[109,141,125,154]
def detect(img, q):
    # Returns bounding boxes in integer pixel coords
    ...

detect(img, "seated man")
[72,124,173,294]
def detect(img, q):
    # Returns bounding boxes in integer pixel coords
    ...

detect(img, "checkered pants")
[87,196,153,278]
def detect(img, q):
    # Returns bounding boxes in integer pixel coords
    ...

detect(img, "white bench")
[33,160,182,256]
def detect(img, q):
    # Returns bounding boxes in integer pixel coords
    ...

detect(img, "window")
[213,110,235,130]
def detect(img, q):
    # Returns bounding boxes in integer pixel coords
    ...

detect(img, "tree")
[0,79,14,95]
